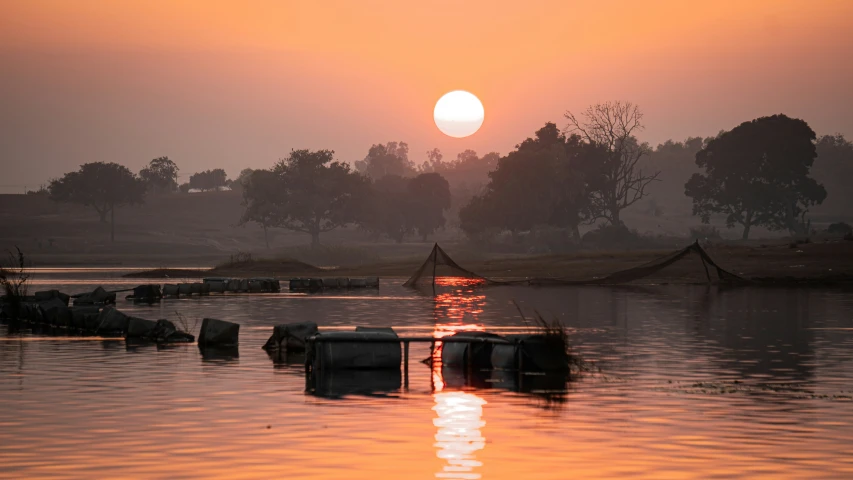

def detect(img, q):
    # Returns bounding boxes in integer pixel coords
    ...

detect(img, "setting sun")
[433,90,485,138]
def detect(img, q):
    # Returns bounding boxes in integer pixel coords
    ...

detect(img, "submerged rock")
[226,279,242,292]
[152,319,195,343]
[126,316,158,338]
[262,322,319,352]
[40,301,72,327]
[126,318,195,343]
[73,287,116,306]
[69,306,100,330]
[129,284,162,303]
[96,307,130,335]
[310,331,401,370]
[441,331,507,369]
[198,318,239,346]
[162,284,180,297]
[34,290,70,306]
[491,334,570,372]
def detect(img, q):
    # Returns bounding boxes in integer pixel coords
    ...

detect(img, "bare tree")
[564,101,659,225]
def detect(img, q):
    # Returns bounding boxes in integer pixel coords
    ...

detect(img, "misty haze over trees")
[36,103,853,248]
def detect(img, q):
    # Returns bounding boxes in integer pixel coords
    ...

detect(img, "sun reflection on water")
[430,277,487,391]
[433,391,487,480]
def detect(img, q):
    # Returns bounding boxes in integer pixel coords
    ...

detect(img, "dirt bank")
[122,240,853,285]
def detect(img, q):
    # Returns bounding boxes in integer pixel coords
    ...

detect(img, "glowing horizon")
[1,0,851,190]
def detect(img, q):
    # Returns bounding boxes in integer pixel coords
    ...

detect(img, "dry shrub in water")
[513,301,569,355]
[0,248,29,298]
[174,311,200,335]
[512,300,598,374]
[1,248,30,320]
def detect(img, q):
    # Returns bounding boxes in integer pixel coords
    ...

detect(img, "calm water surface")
[2,269,853,479]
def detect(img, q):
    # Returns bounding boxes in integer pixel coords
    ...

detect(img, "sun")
[433,90,484,138]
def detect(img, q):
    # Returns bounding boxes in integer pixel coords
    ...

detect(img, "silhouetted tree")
[355,141,415,179]
[139,156,179,193]
[638,137,709,214]
[239,169,278,248]
[407,172,451,241]
[424,149,500,210]
[359,175,413,243]
[459,123,590,240]
[189,169,228,191]
[418,148,444,173]
[685,114,826,239]
[229,168,255,194]
[565,101,659,225]
[812,133,853,216]
[243,150,367,247]
[49,162,146,242]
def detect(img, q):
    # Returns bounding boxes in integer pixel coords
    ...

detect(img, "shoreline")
[119,241,853,286]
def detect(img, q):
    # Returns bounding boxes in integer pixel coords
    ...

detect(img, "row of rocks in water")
[289,277,380,291]
[0,289,242,345]
[125,276,381,302]
[4,291,566,374]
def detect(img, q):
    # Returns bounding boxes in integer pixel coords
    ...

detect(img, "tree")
[139,156,179,194]
[565,101,659,225]
[355,141,415,179]
[239,169,279,248]
[639,137,709,214]
[407,172,451,241]
[685,114,826,239]
[459,123,590,240]
[49,162,146,242]
[228,168,255,194]
[418,148,444,173]
[242,149,367,247]
[360,175,413,243]
[189,169,228,191]
[812,133,853,216]
[424,149,500,211]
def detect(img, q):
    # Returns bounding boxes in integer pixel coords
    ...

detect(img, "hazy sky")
[2,0,852,192]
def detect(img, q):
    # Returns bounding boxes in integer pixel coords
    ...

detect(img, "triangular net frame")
[403,241,745,288]
[539,241,744,286]
[403,244,494,288]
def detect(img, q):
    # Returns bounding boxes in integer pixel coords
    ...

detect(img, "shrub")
[0,248,30,321]
[827,222,853,236]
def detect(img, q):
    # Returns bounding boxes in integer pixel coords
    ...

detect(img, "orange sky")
[2,0,852,190]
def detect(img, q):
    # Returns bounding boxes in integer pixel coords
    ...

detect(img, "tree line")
[239,149,451,247]
[42,100,853,244]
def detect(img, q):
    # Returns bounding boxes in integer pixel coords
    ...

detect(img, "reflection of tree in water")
[610,286,816,386]
[716,289,815,384]
[433,391,486,480]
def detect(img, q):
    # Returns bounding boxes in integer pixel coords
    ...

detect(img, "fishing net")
[404,242,745,288]
[403,244,493,287]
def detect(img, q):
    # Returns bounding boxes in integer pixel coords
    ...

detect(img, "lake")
[2,269,853,479]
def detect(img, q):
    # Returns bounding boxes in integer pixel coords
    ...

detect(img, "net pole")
[431,244,438,293]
